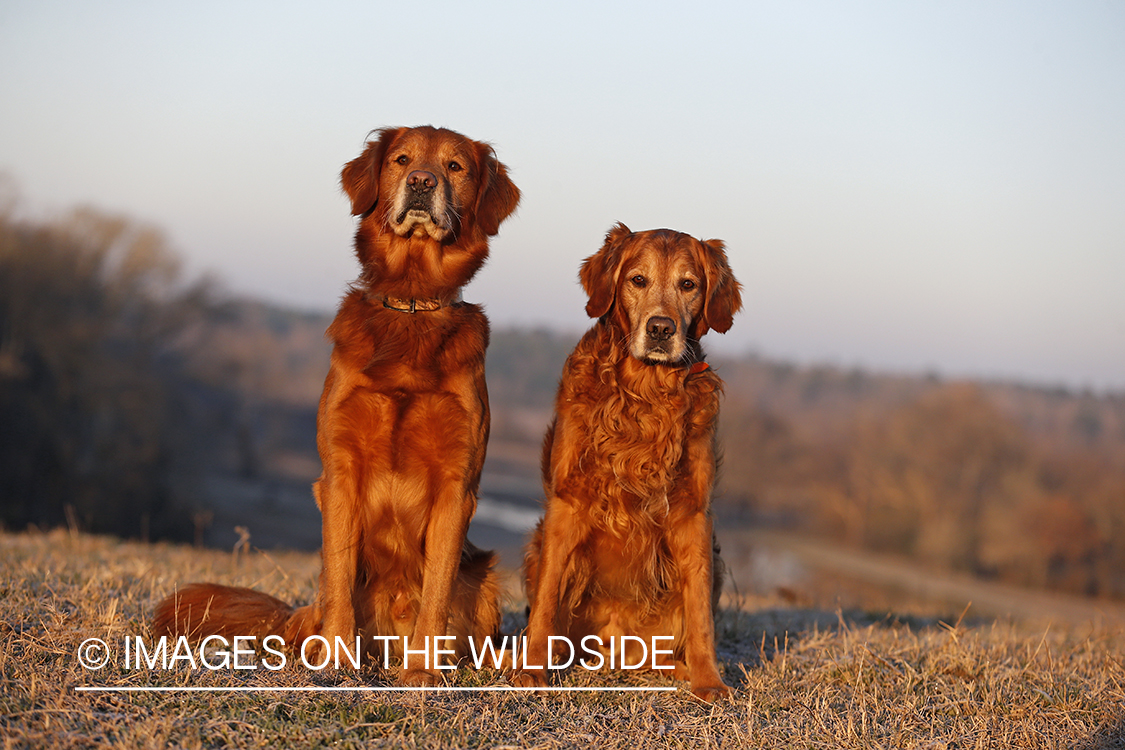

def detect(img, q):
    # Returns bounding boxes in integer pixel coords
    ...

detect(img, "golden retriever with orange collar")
[516,223,741,700]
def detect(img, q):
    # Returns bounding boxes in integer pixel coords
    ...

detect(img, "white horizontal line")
[75,685,675,693]
[474,496,541,533]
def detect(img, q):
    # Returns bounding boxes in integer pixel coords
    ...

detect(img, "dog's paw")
[690,681,733,701]
[399,668,439,688]
[302,638,330,667]
[510,670,549,688]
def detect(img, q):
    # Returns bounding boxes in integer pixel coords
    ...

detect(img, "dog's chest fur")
[552,324,719,535]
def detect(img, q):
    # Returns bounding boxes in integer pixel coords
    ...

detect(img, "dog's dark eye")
[448,161,462,172]
[395,155,409,165]
[631,275,647,288]
[681,279,696,291]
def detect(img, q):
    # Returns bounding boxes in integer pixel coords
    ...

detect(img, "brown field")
[3,528,1124,749]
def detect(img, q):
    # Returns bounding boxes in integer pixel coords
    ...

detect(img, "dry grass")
[2,528,1124,749]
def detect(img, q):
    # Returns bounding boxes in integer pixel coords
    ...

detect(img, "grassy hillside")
[3,529,1123,749]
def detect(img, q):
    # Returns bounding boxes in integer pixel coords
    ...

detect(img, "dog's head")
[341,126,520,242]
[580,223,742,363]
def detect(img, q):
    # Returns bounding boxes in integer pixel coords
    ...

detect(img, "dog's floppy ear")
[341,127,402,217]
[474,146,521,236]
[692,238,743,337]
[580,222,633,319]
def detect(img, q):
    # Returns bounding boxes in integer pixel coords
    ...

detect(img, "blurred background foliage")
[0,202,206,541]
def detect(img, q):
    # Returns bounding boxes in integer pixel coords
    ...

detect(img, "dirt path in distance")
[720,527,1125,630]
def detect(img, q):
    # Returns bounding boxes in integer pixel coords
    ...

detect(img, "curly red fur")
[517,224,742,701]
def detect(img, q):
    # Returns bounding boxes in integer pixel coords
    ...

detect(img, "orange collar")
[688,361,710,375]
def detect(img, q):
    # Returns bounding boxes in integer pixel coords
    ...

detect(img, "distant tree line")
[713,362,1125,600]
[0,203,210,540]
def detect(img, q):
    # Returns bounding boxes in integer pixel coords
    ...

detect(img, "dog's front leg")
[513,498,582,688]
[402,482,475,686]
[316,469,360,661]
[669,433,731,698]
[670,509,730,700]
[401,379,488,687]
[669,416,731,701]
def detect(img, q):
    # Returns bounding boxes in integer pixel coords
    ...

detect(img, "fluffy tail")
[152,583,317,646]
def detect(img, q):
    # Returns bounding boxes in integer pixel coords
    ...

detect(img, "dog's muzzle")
[639,315,682,361]
[395,170,439,224]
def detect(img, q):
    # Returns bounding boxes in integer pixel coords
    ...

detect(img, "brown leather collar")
[368,290,462,313]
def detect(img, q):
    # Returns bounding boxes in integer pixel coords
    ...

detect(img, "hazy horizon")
[3,0,1122,391]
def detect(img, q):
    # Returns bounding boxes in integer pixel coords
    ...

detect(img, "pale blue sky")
[2,0,1123,390]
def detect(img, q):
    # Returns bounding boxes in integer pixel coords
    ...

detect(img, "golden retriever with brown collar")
[155,126,520,686]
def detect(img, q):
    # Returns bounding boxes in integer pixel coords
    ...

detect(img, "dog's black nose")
[646,316,676,341]
[407,170,437,193]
